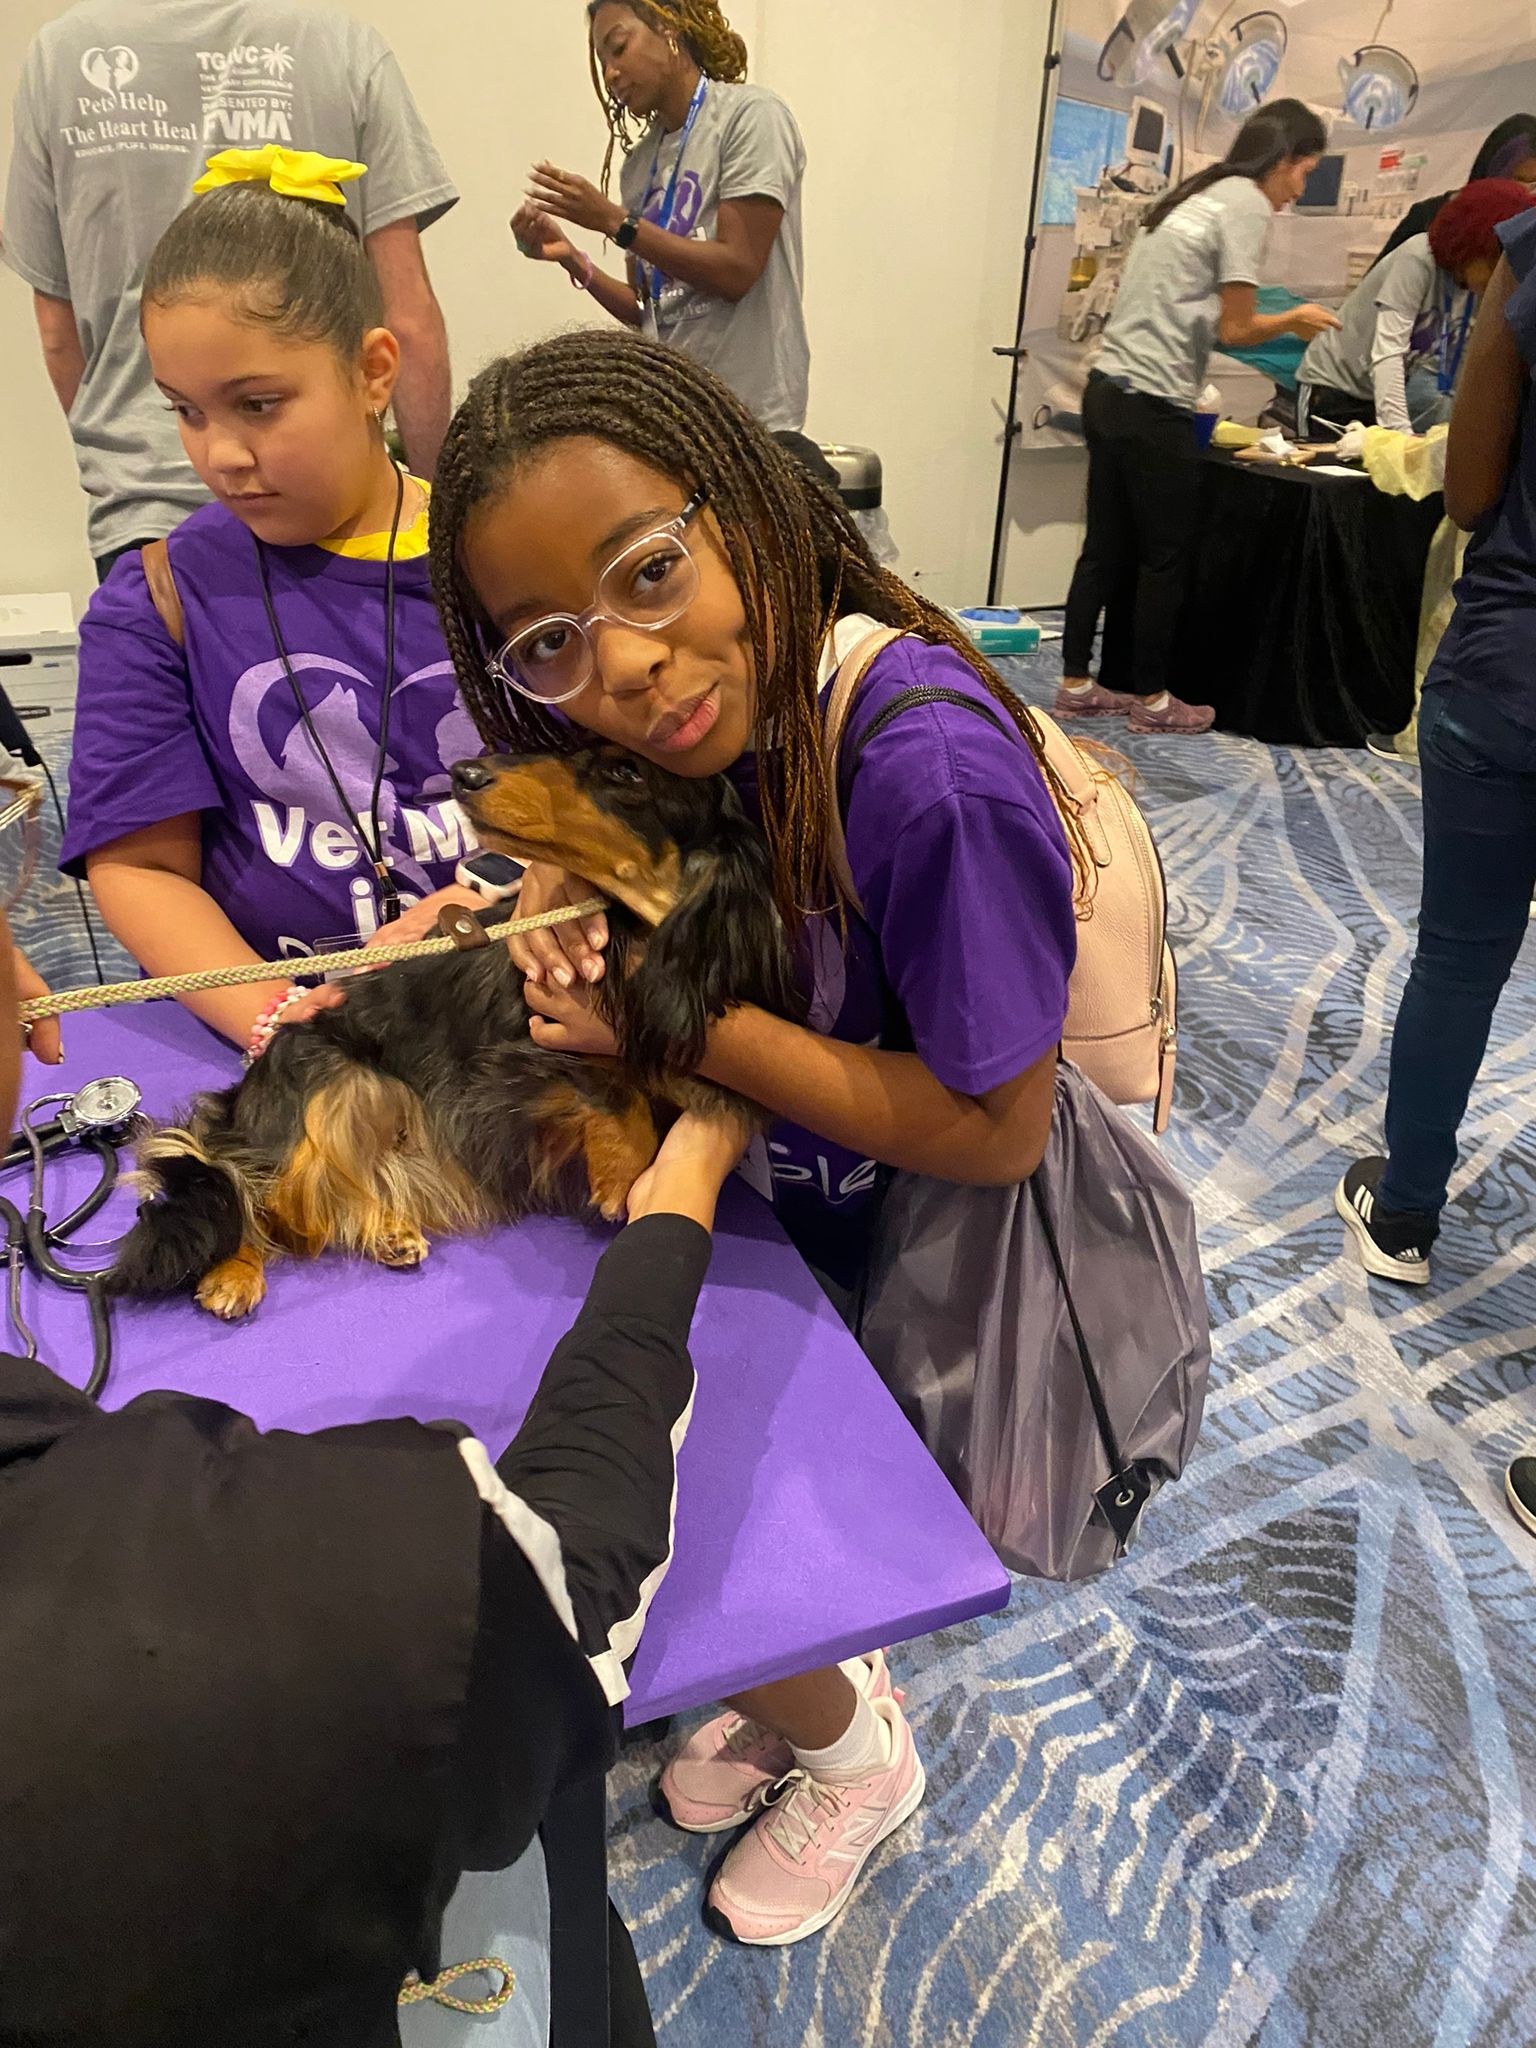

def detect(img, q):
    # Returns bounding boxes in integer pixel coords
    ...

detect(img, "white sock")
[1061,678,1094,695]
[837,1653,882,1696]
[1143,691,1171,711]
[791,1691,894,1785]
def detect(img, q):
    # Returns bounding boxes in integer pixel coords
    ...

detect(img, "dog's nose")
[451,759,495,795]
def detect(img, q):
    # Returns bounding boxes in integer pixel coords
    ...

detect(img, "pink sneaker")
[1128,692,1216,734]
[659,1652,900,1834]
[705,1695,925,1946]
[1053,680,1137,718]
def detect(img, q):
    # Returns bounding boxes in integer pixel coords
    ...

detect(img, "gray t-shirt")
[619,80,810,433]
[1096,176,1273,410]
[1299,233,1450,433]
[4,1,457,555]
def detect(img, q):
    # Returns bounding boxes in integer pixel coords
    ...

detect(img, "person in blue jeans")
[1338,207,1536,1299]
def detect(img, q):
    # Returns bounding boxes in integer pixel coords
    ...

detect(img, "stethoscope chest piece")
[58,1076,142,1138]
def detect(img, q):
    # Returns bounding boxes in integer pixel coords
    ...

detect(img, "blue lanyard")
[1438,281,1474,394]
[638,74,707,310]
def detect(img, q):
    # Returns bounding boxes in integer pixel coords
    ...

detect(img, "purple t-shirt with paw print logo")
[61,502,482,962]
[729,623,1078,1286]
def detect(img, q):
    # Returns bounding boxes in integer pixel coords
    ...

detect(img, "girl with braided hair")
[430,330,1084,1948]
[510,2,813,450]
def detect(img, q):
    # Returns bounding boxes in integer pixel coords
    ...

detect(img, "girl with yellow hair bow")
[61,152,490,1055]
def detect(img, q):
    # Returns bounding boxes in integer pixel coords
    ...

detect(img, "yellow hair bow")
[192,145,365,207]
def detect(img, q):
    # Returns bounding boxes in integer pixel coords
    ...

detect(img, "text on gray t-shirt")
[4,0,457,554]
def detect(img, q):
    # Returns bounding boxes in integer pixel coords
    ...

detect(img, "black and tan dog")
[109,747,802,1318]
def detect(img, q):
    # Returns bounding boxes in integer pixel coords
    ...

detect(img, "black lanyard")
[253,462,408,926]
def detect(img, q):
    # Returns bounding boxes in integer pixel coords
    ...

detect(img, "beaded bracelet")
[244,984,309,1066]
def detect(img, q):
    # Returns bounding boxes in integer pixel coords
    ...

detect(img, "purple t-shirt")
[731,629,1078,1282]
[62,503,480,962]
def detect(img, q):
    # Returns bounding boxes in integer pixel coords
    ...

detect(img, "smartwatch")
[456,852,525,905]
[614,210,643,250]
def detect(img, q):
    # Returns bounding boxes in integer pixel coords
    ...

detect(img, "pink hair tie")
[570,251,596,293]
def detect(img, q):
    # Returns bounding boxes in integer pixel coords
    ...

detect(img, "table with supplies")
[1099,447,1444,746]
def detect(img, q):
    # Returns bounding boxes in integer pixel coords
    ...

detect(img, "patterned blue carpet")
[17,636,1536,2045]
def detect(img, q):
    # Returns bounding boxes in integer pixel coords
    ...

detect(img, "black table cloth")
[1099,449,1444,746]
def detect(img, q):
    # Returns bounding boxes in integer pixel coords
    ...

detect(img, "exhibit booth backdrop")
[0,0,1046,612]
[995,0,1536,605]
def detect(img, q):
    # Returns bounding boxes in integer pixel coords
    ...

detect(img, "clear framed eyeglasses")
[0,773,43,914]
[486,487,710,706]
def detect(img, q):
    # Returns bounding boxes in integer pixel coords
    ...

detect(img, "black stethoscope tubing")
[252,459,408,928]
[2,1106,127,1402]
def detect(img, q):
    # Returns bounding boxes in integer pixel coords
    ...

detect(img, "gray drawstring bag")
[858,1061,1211,1580]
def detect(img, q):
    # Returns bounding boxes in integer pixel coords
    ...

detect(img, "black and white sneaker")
[1334,1155,1435,1285]
[1365,731,1413,764]
[1507,1456,1536,1537]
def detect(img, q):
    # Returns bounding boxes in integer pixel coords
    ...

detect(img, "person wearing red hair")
[1298,178,1536,435]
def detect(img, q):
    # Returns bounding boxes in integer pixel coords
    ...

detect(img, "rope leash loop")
[18,897,609,1024]
[397,1955,516,2014]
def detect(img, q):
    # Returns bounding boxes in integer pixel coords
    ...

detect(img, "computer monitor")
[1126,96,1168,167]
[1296,153,1346,214]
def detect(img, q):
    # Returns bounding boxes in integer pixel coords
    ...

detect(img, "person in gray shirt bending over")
[1298,178,1536,437]
[5,1,457,581]
[511,1,816,472]
[1058,100,1338,736]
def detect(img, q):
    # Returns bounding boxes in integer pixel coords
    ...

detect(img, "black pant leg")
[1062,376,1138,678]
[607,1904,657,2048]
[1118,390,1204,701]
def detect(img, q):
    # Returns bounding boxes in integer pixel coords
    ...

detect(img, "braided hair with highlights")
[429,331,1091,936]
[587,0,748,190]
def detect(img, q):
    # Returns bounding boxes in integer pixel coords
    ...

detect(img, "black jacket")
[0,1214,707,2045]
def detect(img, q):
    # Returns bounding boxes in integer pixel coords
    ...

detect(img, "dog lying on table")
[109,747,801,1319]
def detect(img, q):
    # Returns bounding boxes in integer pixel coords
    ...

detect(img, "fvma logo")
[80,45,138,95]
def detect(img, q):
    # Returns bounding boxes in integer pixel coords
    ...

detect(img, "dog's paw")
[196,1250,266,1320]
[593,1182,633,1225]
[372,1227,430,1270]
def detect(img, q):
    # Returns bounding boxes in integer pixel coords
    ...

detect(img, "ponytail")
[1143,98,1329,233]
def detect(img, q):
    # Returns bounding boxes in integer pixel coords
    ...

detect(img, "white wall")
[0,0,1045,616]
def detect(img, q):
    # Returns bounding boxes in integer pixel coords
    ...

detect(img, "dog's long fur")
[110,746,804,1319]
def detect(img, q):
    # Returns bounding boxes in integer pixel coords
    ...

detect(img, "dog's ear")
[613,823,803,1084]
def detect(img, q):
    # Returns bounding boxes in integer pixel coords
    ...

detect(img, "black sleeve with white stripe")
[458,1214,708,1707]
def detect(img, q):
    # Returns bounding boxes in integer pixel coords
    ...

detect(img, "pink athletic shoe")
[705,1695,926,1946]
[658,1651,899,1835]
[1053,680,1137,718]
[1128,692,1216,734]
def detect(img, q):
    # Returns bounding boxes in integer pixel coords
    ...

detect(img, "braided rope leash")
[18,898,608,1024]
[398,1956,516,2015]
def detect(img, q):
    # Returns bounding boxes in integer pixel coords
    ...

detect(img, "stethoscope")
[0,1075,144,1402]
[252,458,409,929]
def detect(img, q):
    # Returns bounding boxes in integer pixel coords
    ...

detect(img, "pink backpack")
[821,627,1178,1132]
